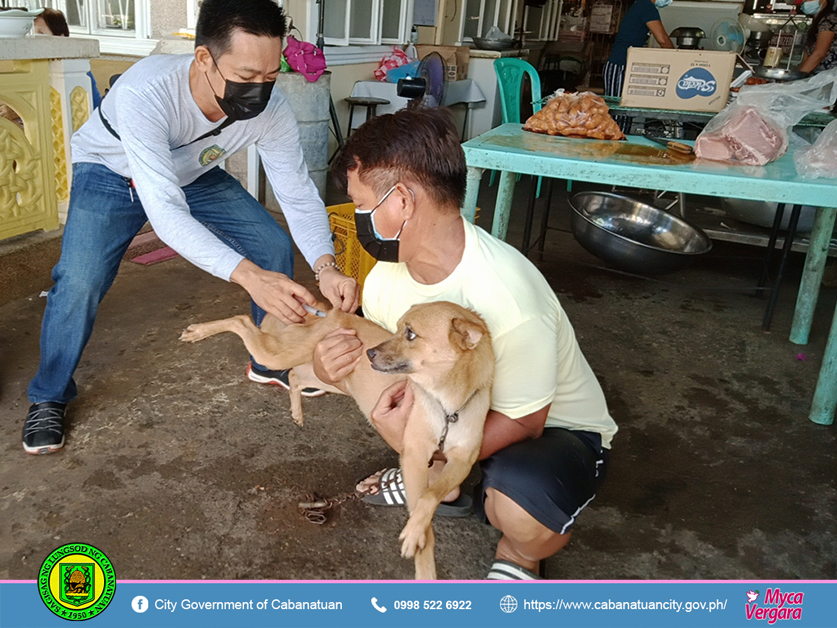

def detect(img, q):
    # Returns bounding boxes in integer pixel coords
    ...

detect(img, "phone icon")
[371,597,387,613]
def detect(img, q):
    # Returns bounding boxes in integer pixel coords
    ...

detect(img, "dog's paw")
[179,325,207,342]
[399,519,428,559]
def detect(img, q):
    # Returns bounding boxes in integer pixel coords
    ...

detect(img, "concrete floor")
[1,179,835,581]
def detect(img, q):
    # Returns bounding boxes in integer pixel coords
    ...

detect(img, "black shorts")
[473,428,609,534]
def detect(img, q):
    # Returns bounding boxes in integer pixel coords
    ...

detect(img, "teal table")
[461,123,837,426]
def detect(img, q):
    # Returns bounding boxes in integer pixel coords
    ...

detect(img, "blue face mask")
[655,0,673,8]
[801,0,821,15]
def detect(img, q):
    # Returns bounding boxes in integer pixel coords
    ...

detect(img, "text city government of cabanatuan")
[154,598,343,612]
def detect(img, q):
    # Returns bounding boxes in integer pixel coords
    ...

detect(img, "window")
[321,0,412,45]
[454,0,561,43]
[18,0,154,54]
[458,0,516,43]
[523,0,562,41]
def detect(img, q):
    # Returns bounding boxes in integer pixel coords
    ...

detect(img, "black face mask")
[354,185,411,263]
[208,56,275,121]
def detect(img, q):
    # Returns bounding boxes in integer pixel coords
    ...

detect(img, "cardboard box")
[620,48,736,113]
[415,45,470,81]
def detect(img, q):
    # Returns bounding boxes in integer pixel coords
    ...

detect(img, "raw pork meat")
[695,106,785,166]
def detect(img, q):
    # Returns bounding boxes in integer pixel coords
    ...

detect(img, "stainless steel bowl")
[472,36,517,51]
[570,192,713,275]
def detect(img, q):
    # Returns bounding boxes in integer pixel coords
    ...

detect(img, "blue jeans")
[28,162,294,404]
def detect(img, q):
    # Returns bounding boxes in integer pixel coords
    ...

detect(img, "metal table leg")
[762,204,801,332]
[810,303,837,425]
[535,179,555,255]
[757,202,787,296]
[521,179,539,255]
[462,166,484,225]
[492,170,518,241]
[791,207,837,345]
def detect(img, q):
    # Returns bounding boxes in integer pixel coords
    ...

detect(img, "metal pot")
[570,192,712,275]
[747,29,774,45]
[472,36,518,51]
[670,27,706,50]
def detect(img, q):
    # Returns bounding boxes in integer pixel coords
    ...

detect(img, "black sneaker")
[246,364,326,398]
[23,402,66,454]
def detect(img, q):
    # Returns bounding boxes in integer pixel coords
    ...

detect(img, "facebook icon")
[132,596,149,613]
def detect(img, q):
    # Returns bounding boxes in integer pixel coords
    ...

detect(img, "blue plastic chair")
[494,58,572,254]
[494,58,543,125]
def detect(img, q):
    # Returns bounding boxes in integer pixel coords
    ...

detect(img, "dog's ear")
[451,317,485,351]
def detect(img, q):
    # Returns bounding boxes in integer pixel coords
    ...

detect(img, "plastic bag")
[524,90,625,140]
[794,118,837,179]
[374,46,410,82]
[695,67,837,166]
[483,25,513,41]
[284,35,327,82]
[385,59,420,83]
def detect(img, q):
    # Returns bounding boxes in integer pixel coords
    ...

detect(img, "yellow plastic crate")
[328,203,377,299]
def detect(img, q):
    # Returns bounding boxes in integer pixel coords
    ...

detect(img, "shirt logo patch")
[199,145,226,166]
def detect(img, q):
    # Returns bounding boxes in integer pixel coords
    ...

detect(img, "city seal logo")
[676,67,717,99]
[59,563,95,607]
[38,543,115,621]
[199,145,226,167]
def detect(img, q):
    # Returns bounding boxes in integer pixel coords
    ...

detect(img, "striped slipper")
[486,560,543,580]
[358,467,473,517]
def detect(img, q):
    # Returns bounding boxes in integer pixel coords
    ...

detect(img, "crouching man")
[315,108,617,579]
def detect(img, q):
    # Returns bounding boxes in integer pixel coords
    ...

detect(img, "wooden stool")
[344,96,390,136]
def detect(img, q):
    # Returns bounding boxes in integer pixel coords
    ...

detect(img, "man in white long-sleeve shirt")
[22,0,359,455]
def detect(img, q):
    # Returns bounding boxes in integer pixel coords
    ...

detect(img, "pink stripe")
[2,579,834,584]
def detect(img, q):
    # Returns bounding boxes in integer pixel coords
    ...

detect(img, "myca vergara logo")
[676,67,718,99]
[745,588,803,624]
[38,543,116,621]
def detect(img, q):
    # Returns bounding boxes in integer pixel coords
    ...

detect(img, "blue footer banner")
[1,580,835,628]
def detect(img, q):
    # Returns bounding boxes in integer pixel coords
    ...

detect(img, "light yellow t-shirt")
[362,218,618,449]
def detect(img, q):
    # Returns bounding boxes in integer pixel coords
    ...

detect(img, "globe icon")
[500,595,518,613]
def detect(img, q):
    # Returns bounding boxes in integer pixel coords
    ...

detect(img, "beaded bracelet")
[314,260,338,283]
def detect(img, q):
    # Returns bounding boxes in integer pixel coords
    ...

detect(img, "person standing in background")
[798,0,837,74]
[33,7,102,108]
[603,0,675,132]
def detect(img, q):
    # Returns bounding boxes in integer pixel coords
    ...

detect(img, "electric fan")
[709,18,746,53]
[396,52,448,108]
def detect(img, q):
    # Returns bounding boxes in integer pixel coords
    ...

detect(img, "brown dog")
[180,301,494,579]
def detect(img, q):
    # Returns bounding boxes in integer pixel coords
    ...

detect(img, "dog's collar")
[430,390,481,466]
